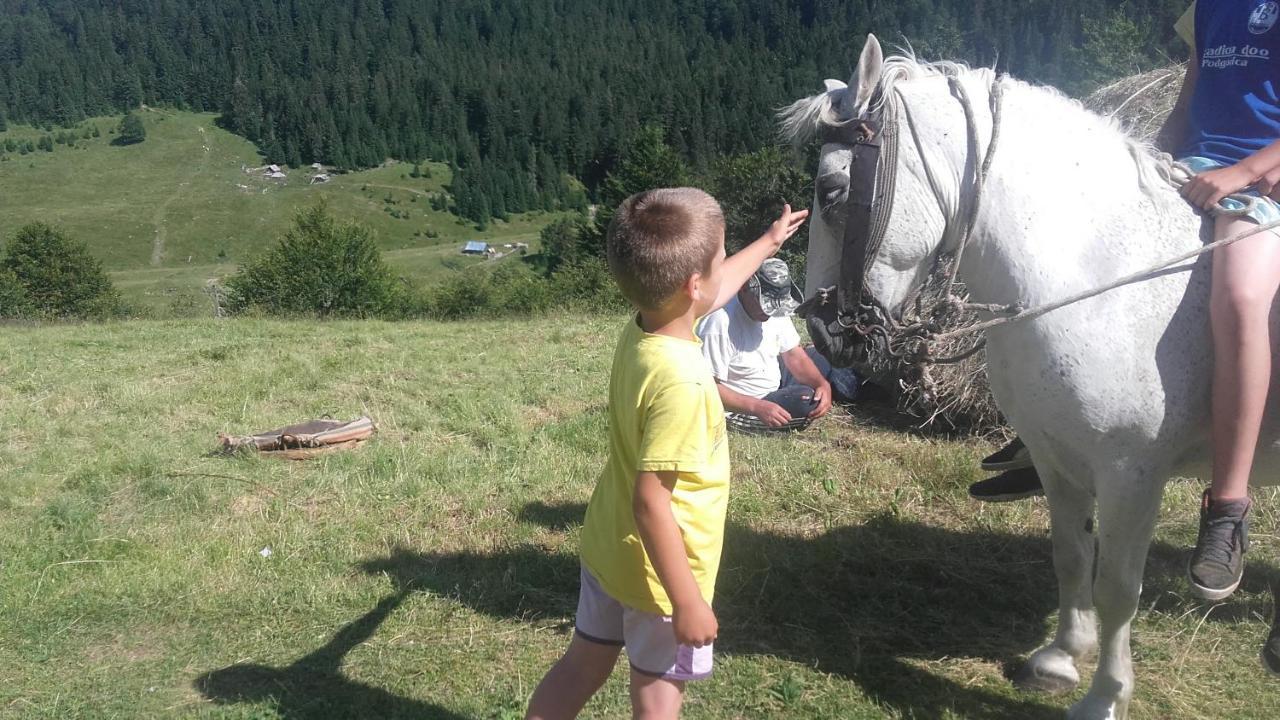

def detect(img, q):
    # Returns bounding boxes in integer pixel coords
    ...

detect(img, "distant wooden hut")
[461,241,488,255]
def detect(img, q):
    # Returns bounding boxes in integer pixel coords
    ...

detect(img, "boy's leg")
[527,566,625,720]
[525,634,621,720]
[1207,216,1280,500]
[630,670,684,720]
[1193,216,1280,599]
[622,606,712,719]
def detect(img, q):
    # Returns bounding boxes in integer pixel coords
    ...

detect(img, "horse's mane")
[778,52,1168,192]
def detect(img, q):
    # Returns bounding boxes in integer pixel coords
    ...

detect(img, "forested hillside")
[1,1,1188,223]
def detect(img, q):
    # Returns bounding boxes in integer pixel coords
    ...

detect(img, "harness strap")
[820,119,893,318]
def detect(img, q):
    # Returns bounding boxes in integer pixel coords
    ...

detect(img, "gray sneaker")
[1187,491,1250,602]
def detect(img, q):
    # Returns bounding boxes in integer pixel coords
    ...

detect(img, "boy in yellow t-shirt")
[525,188,808,719]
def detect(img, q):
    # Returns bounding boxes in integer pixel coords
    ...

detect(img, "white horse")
[782,35,1278,719]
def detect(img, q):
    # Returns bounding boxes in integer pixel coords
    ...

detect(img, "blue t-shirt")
[1182,0,1280,165]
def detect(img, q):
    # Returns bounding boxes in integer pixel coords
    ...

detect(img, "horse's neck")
[923,80,1204,309]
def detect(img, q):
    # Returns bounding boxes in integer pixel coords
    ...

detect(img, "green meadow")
[1,316,1276,718]
[0,109,557,316]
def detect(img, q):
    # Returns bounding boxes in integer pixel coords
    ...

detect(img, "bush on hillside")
[545,258,625,310]
[0,268,33,318]
[115,112,146,145]
[2,223,122,319]
[537,215,594,276]
[225,203,404,317]
[418,259,624,320]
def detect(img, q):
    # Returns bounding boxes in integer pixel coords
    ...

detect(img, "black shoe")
[1265,600,1280,677]
[968,466,1044,503]
[980,437,1032,471]
[1187,490,1250,602]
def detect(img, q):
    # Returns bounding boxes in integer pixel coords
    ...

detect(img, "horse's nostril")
[817,173,850,209]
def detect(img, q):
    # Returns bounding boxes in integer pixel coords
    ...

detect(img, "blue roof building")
[462,241,489,255]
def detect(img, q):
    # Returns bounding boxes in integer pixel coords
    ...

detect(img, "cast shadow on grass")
[368,504,1068,718]
[194,591,466,720]
[369,502,1278,718]
[196,502,1277,719]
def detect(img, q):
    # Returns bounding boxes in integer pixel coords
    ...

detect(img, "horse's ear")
[845,34,884,117]
[823,79,847,93]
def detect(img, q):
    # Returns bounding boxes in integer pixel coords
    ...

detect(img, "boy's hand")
[761,204,811,251]
[1181,163,1258,211]
[672,598,718,647]
[1258,166,1280,202]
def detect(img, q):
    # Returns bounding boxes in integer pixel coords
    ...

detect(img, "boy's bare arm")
[711,204,810,312]
[632,470,718,647]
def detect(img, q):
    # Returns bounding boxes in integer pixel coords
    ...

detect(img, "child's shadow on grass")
[362,503,1068,718]
[196,501,1277,719]
[194,591,467,719]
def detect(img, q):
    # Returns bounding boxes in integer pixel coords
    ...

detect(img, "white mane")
[778,53,1169,192]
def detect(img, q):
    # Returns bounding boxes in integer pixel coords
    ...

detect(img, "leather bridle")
[798,75,1002,369]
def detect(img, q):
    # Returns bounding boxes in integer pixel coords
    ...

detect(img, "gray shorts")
[574,565,714,681]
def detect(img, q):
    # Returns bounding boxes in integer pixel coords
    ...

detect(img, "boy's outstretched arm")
[633,471,718,647]
[711,204,810,312]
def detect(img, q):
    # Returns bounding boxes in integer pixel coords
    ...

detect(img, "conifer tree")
[116,112,146,145]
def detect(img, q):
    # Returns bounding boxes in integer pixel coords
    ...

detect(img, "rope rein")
[890,75,1280,364]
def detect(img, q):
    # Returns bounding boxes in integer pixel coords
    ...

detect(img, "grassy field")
[0,109,556,315]
[0,316,1277,719]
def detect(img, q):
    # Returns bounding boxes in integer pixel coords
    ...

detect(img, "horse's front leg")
[1014,468,1097,694]
[1069,476,1164,720]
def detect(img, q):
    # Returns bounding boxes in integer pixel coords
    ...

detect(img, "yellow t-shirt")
[580,316,730,615]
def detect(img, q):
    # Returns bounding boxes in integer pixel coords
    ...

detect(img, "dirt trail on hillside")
[151,126,210,266]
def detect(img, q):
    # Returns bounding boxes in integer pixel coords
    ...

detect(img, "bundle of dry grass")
[870,65,1186,435]
[1084,63,1186,143]
[857,267,1003,436]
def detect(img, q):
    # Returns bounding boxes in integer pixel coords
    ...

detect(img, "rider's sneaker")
[980,437,1033,471]
[1187,490,1250,602]
[968,467,1044,502]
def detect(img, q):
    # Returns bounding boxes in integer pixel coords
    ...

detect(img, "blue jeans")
[765,347,860,419]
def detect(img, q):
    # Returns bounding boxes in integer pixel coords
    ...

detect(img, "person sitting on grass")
[524,189,808,719]
[697,257,859,433]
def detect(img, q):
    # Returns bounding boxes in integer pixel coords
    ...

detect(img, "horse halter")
[798,75,1003,369]
[793,101,901,368]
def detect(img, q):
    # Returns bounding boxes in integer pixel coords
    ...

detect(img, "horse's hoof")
[1067,695,1123,720]
[1013,648,1080,695]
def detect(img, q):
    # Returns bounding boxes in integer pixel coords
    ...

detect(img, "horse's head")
[782,35,982,364]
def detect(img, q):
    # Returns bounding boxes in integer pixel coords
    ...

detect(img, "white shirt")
[698,297,801,399]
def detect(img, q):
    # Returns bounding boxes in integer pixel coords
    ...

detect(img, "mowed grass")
[0,109,555,315]
[0,316,1277,719]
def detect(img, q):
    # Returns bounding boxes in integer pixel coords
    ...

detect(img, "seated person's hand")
[752,399,793,427]
[808,383,833,419]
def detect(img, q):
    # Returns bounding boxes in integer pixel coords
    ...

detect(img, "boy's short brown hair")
[605,188,724,311]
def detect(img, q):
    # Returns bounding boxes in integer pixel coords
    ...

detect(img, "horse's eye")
[817,172,849,210]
